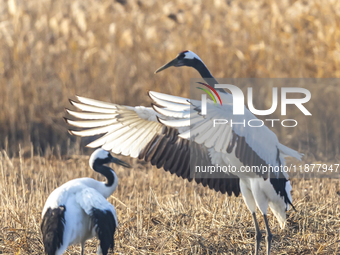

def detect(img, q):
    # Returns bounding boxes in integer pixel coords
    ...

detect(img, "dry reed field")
[1,0,340,254]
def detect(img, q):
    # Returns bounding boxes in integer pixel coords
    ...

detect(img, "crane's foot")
[263,214,273,255]
[252,212,262,255]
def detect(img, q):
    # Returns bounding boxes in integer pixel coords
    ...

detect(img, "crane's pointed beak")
[111,157,132,168]
[155,58,178,74]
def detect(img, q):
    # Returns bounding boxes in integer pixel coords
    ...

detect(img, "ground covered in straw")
[1,151,339,254]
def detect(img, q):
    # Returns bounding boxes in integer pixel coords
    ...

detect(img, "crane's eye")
[177,53,185,60]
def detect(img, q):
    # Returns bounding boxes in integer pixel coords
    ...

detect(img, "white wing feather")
[148,91,302,166]
[66,98,163,158]
[75,187,118,227]
[66,92,302,168]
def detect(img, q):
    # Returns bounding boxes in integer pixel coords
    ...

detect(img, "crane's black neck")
[92,159,115,187]
[192,59,225,93]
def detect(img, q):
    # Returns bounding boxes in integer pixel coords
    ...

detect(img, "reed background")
[0,0,340,254]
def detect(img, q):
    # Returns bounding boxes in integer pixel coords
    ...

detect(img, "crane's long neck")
[194,60,225,93]
[92,165,118,198]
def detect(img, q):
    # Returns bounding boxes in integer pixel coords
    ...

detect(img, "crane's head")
[89,148,131,169]
[155,50,203,73]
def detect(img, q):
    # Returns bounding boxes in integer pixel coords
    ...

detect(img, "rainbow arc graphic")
[196,82,223,106]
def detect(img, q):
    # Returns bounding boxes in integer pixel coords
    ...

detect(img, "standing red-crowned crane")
[41,148,131,255]
[65,51,302,255]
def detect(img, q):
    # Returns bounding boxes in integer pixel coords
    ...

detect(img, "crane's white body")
[42,178,118,254]
[42,178,117,215]
[41,149,119,255]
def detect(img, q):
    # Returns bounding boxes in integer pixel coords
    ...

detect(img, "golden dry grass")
[1,149,340,254]
[1,0,340,254]
[0,0,340,157]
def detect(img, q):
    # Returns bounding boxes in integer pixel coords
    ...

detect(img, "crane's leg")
[239,180,261,255]
[81,242,85,255]
[252,213,261,255]
[263,214,273,255]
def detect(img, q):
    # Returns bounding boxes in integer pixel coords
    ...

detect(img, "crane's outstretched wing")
[150,91,302,176]
[66,95,240,196]
[148,91,302,209]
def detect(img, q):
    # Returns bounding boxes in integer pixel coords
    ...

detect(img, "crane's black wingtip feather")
[147,91,153,100]
[64,108,72,116]
[151,103,165,112]
[63,117,69,124]
[155,115,164,124]
[68,98,77,106]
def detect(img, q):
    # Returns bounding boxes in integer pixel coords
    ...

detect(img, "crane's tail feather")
[91,208,117,254]
[41,206,66,255]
